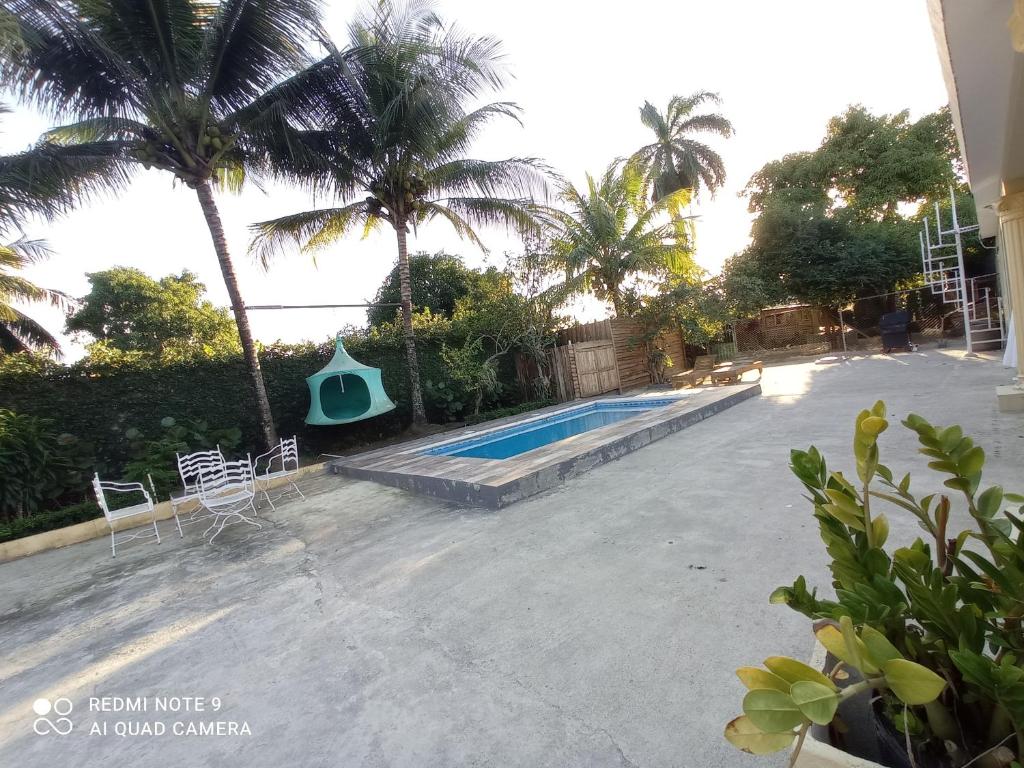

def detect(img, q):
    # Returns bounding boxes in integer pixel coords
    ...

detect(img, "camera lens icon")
[32,698,73,736]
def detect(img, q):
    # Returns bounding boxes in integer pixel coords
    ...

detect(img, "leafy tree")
[548,160,696,316]
[718,250,786,319]
[0,237,67,354]
[249,0,548,425]
[629,91,734,207]
[66,268,240,361]
[368,251,482,327]
[730,106,964,310]
[1,0,326,447]
[744,105,960,222]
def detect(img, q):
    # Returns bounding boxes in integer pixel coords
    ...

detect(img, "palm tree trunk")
[194,180,278,449]
[395,222,426,425]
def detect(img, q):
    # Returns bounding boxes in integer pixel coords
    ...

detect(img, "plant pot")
[871,701,948,768]
[792,736,886,768]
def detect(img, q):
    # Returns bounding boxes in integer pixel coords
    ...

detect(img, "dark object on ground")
[880,310,913,353]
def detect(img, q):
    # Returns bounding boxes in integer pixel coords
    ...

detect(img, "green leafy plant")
[422,379,466,423]
[0,500,101,543]
[0,408,88,519]
[123,417,242,498]
[726,402,1024,766]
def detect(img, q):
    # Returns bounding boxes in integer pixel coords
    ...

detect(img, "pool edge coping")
[330,383,761,508]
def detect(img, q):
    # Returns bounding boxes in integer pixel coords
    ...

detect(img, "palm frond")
[429,157,550,201]
[248,203,370,268]
[442,196,542,239]
[0,0,143,118]
[201,0,324,113]
[0,140,131,229]
[0,307,61,355]
[45,116,150,144]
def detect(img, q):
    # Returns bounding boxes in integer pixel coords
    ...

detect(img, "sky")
[3,0,951,359]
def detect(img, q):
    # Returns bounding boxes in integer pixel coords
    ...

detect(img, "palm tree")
[0,237,66,354]
[629,91,734,207]
[548,160,696,317]
[249,0,548,426]
[0,0,326,448]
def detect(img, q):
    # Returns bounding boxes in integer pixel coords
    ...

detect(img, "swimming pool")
[424,398,676,459]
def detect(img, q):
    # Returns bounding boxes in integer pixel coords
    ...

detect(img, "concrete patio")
[2,347,1022,768]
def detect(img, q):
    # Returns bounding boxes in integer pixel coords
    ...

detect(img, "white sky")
[3,0,949,358]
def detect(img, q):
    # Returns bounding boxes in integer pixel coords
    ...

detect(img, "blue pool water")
[425,399,676,460]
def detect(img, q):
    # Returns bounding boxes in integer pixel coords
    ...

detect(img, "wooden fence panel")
[547,345,574,402]
[557,318,612,345]
[573,340,620,397]
[609,318,651,391]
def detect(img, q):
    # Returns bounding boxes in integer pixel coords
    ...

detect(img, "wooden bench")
[670,355,716,388]
[711,360,764,385]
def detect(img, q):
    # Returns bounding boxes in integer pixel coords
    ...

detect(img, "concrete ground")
[1,347,1022,768]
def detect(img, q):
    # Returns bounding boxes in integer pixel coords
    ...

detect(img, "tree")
[629,91,733,207]
[730,106,963,310]
[1,0,326,448]
[249,0,548,425]
[548,160,697,316]
[67,268,240,361]
[0,237,66,354]
[744,105,960,221]
[368,251,481,327]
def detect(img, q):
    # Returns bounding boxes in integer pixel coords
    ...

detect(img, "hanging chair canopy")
[305,338,396,425]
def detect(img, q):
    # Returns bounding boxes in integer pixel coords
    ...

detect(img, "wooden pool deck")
[329,382,761,508]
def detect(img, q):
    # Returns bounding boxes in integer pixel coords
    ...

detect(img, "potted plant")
[724,402,1024,767]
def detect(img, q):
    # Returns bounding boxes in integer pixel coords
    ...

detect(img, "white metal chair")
[252,436,305,512]
[92,473,179,557]
[197,457,261,544]
[172,447,227,524]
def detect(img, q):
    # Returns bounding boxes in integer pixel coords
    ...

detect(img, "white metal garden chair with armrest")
[197,458,262,544]
[252,436,305,512]
[172,447,227,524]
[93,473,180,557]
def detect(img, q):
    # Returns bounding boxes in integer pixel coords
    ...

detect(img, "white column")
[996,190,1024,405]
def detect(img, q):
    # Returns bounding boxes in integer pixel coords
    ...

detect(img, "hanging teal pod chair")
[305,337,396,425]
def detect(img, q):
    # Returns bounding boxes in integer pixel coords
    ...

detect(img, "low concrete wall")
[0,462,327,563]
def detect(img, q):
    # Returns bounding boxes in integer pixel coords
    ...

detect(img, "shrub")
[466,400,553,425]
[0,501,102,543]
[122,417,244,497]
[0,409,90,520]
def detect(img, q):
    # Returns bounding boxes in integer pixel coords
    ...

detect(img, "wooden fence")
[527,317,687,402]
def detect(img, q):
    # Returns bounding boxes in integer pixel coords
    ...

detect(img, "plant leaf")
[742,689,807,732]
[736,667,791,693]
[724,715,796,755]
[881,659,946,705]
[790,680,840,725]
[764,656,837,691]
[860,626,903,666]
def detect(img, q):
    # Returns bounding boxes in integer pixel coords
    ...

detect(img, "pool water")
[425,399,675,460]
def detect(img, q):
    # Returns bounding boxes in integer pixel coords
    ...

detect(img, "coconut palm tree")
[0,0,326,448]
[249,0,548,426]
[548,160,697,317]
[629,91,734,208]
[0,237,66,354]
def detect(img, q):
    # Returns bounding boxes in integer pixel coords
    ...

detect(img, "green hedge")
[0,330,520,479]
[0,501,102,544]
